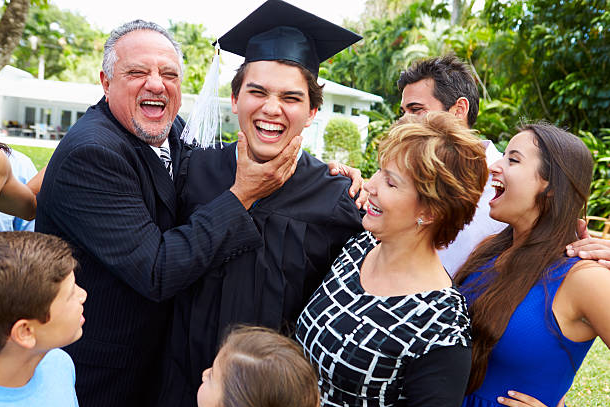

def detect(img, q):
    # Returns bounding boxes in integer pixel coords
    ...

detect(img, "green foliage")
[219,82,232,98]
[321,0,448,110]
[580,129,610,218]
[221,130,238,144]
[358,103,397,177]
[483,0,610,133]
[323,117,363,167]
[11,3,105,82]
[169,21,214,95]
[473,98,517,146]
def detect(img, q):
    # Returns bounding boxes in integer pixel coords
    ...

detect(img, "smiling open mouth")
[491,180,505,200]
[139,100,166,117]
[368,201,383,215]
[255,120,285,139]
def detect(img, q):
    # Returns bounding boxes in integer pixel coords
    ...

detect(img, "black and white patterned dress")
[296,231,472,407]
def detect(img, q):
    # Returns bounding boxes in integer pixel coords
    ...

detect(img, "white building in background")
[0,66,382,158]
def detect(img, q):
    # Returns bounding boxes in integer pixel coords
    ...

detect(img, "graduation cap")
[181,0,362,146]
[216,0,362,76]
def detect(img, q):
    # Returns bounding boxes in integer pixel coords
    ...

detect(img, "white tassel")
[181,42,223,148]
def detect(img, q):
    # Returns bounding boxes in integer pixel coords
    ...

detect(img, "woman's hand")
[497,390,550,407]
[327,161,368,209]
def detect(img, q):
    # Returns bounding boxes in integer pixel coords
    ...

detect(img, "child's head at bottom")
[0,231,86,356]
[198,326,319,407]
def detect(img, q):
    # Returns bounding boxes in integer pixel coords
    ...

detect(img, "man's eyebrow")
[282,90,305,97]
[404,102,424,109]
[123,63,148,71]
[245,82,267,91]
[159,64,179,72]
[245,83,305,97]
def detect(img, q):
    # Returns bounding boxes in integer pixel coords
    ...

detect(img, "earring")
[416,217,424,227]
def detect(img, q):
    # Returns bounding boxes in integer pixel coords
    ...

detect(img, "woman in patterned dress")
[296,112,489,407]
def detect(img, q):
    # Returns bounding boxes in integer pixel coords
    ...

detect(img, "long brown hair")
[454,123,593,393]
[218,326,319,407]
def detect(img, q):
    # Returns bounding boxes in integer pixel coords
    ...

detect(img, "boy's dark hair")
[397,55,479,128]
[231,60,324,110]
[0,232,76,350]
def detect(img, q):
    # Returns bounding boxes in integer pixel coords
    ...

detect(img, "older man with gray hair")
[36,20,304,407]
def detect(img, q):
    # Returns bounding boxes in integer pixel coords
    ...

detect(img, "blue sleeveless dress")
[460,256,594,407]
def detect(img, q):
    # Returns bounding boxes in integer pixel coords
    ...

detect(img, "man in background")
[397,55,505,275]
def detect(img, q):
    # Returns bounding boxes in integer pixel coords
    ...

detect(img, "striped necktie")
[159,146,173,179]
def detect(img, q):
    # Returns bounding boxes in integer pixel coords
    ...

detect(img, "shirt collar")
[148,138,171,160]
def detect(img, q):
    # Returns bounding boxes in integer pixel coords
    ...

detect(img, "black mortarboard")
[216,0,362,76]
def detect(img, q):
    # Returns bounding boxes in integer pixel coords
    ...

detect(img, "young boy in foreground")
[0,231,86,406]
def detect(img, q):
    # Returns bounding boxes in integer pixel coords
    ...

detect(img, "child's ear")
[10,320,37,349]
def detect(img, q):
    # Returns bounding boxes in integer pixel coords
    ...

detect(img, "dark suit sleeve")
[400,345,471,407]
[44,143,261,302]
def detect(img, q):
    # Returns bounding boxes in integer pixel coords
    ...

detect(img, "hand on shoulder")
[327,160,368,209]
[566,237,610,269]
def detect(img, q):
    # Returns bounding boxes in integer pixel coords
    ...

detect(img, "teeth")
[255,121,285,131]
[141,101,165,106]
[368,201,382,215]
[491,180,505,190]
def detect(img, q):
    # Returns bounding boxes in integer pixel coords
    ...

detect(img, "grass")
[6,144,610,406]
[9,145,55,171]
[566,338,610,407]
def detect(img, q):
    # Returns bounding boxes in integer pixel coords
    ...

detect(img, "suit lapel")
[135,144,177,218]
[99,98,181,222]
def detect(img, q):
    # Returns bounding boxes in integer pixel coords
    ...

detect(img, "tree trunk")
[451,0,462,25]
[0,0,31,71]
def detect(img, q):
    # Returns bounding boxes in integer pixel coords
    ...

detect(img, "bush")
[580,129,610,219]
[322,117,363,167]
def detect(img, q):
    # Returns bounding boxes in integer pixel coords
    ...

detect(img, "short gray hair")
[102,20,184,80]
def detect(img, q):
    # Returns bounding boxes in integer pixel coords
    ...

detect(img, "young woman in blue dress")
[455,123,610,407]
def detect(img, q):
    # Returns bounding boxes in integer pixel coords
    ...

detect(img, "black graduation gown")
[160,142,363,407]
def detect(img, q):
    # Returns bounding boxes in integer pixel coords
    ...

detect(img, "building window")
[61,110,72,131]
[351,108,360,116]
[76,112,85,121]
[25,107,36,126]
[40,108,52,125]
[333,104,345,114]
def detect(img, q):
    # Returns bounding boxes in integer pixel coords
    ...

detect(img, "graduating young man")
[159,1,365,405]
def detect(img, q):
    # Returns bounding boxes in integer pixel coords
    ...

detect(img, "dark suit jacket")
[35,98,262,407]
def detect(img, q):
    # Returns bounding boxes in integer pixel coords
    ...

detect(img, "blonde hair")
[378,112,488,248]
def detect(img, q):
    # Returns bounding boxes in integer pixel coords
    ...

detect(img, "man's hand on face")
[327,161,368,209]
[230,132,301,210]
